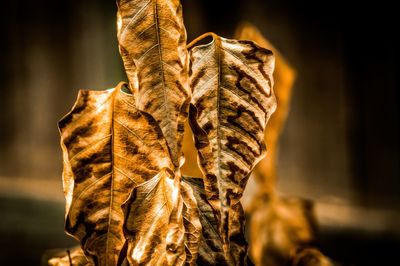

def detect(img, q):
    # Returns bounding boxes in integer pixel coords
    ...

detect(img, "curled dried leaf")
[292,247,334,266]
[117,0,190,168]
[249,196,317,266]
[181,181,202,265]
[58,82,173,265]
[47,246,91,266]
[122,168,186,265]
[188,32,276,264]
[235,23,312,266]
[182,177,229,266]
[182,177,256,266]
[235,21,296,195]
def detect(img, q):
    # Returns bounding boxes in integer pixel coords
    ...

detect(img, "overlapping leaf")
[182,177,229,266]
[180,180,202,265]
[58,82,173,265]
[248,196,317,266]
[117,0,190,168]
[292,248,334,266]
[188,33,276,264]
[235,23,305,266]
[47,246,91,266]
[122,168,185,265]
[235,22,296,195]
[55,1,278,265]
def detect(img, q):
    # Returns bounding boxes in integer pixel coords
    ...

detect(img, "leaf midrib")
[105,90,117,266]
[153,0,168,123]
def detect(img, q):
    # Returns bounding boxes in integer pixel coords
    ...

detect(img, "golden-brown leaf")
[292,247,334,266]
[182,177,229,266]
[58,82,173,265]
[117,0,190,168]
[188,33,276,264]
[235,21,296,195]
[122,168,185,265]
[47,246,92,266]
[249,196,317,266]
[181,180,202,265]
[235,23,319,266]
[182,177,257,266]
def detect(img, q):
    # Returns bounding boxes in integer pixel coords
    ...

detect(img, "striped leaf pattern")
[58,82,173,265]
[53,0,278,265]
[122,168,185,265]
[235,23,301,266]
[117,0,190,168]
[188,33,276,264]
[235,22,297,195]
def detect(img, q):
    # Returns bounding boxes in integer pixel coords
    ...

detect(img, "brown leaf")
[182,177,229,266]
[188,33,276,264]
[117,0,190,168]
[47,246,92,266]
[235,21,297,195]
[182,177,256,266]
[181,180,202,265]
[58,82,173,265]
[122,168,186,265]
[292,247,334,266]
[249,196,317,266]
[235,23,319,266]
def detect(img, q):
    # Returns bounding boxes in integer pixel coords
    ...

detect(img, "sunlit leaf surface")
[122,168,185,265]
[117,0,190,168]
[59,82,173,265]
[188,33,276,264]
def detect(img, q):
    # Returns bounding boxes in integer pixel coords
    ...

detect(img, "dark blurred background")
[0,0,399,265]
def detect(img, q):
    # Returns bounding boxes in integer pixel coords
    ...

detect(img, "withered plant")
[49,0,276,265]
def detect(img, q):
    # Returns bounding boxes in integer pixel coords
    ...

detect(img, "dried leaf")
[235,23,319,266]
[292,248,334,266]
[181,180,202,265]
[188,33,276,264]
[122,168,185,265]
[249,196,317,266]
[117,0,190,168]
[182,177,229,266]
[58,82,173,265]
[235,21,296,194]
[183,177,257,266]
[47,246,92,266]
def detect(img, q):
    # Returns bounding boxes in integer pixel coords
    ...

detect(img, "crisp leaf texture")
[182,177,256,266]
[181,180,202,265]
[188,33,276,264]
[58,82,173,265]
[117,0,190,168]
[47,247,92,266]
[235,22,296,195]
[235,23,316,266]
[122,168,185,265]
[182,177,229,266]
